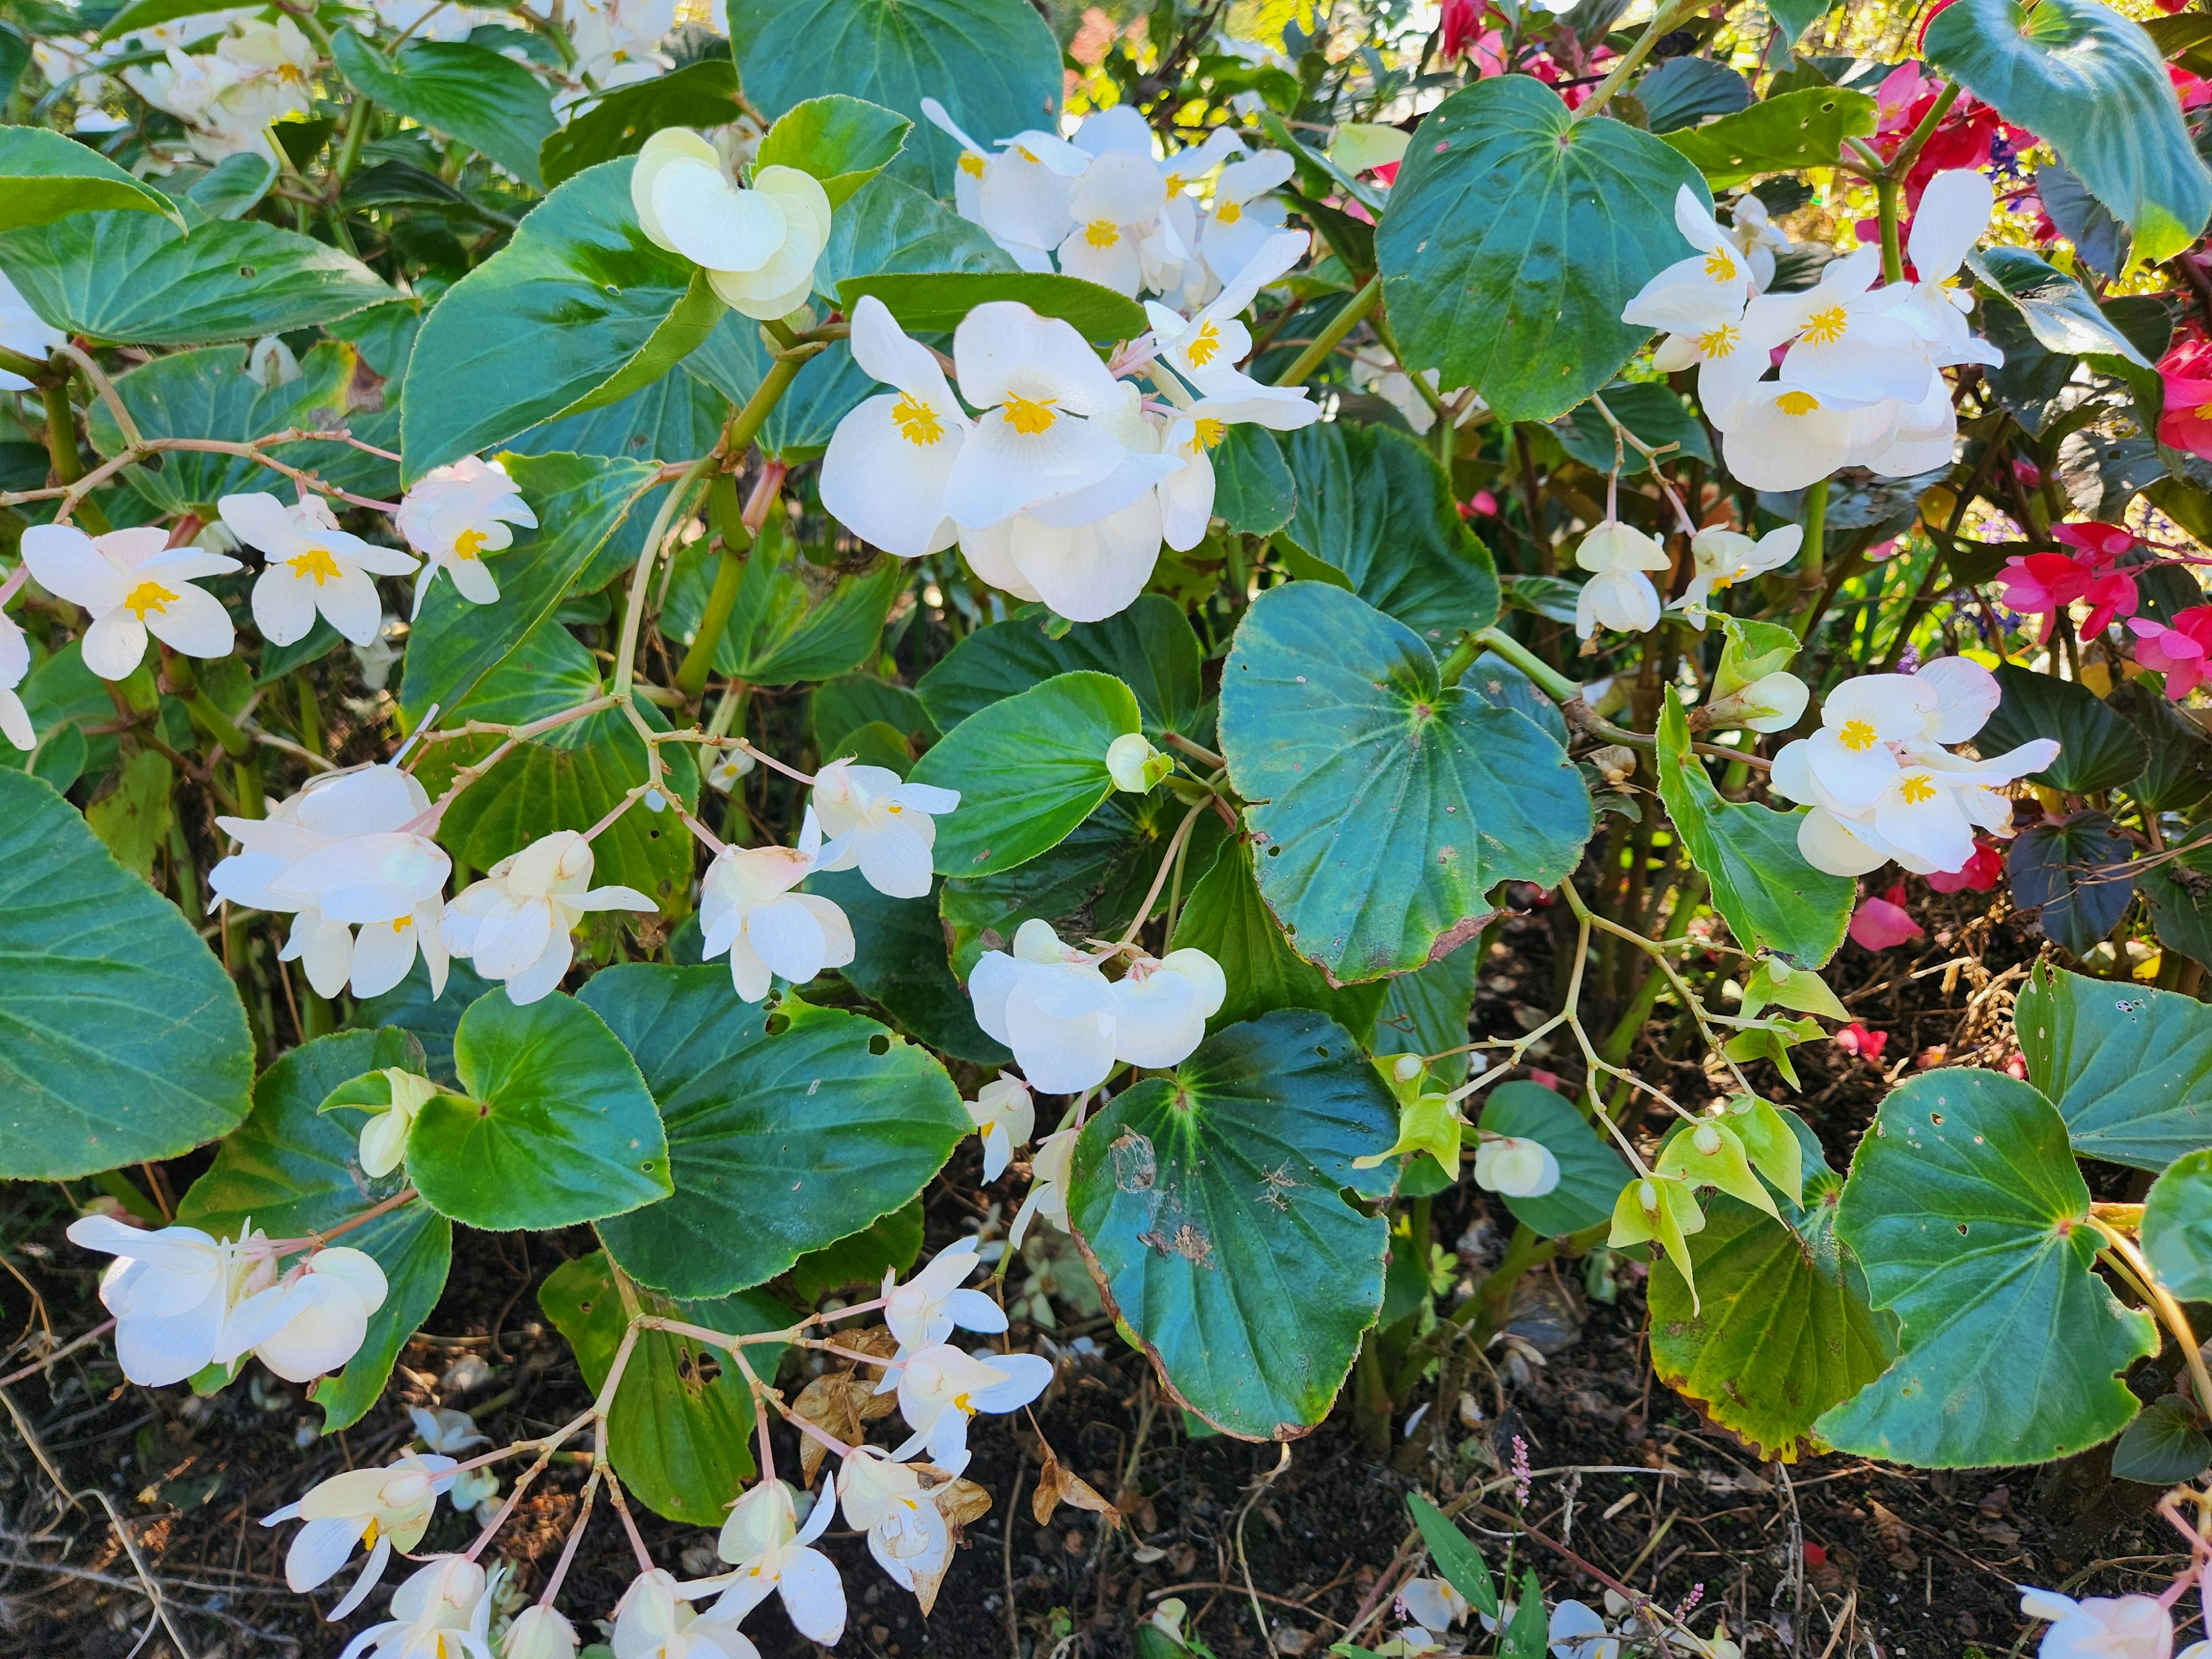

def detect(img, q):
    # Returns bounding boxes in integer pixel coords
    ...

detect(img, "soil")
[0,897,2194,1659]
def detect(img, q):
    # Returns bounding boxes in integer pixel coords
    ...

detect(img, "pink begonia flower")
[1925,838,2005,893]
[1835,1024,1888,1063]
[1849,886,1924,951]
[2131,604,2212,699]
[1997,550,2138,643]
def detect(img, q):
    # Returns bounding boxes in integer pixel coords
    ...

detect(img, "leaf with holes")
[809,870,1010,1067]
[2016,961,2212,1172]
[1661,87,1877,190]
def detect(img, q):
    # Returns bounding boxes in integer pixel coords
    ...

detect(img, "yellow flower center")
[1164,172,1185,192]
[887,802,903,815]
[1193,417,1228,449]
[1838,718,1879,752]
[362,1518,380,1547]
[1899,774,1937,805]
[1694,323,1739,360]
[1702,247,1738,282]
[1215,198,1243,224]
[1774,389,1821,416]
[390,917,409,933]
[123,579,178,620]
[958,151,985,179]
[1002,392,1058,435]
[1014,145,1039,164]
[891,392,945,446]
[1186,321,1222,367]
[452,527,487,562]
[1084,218,1120,248]
[1801,304,1849,347]
[286,544,344,585]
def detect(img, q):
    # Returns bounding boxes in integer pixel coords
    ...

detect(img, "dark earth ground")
[0,895,2196,1659]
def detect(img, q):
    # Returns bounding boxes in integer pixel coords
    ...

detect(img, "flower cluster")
[1997,521,2142,644]
[1624,171,2002,491]
[2132,604,2212,700]
[122,15,316,163]
[1770,657,2058,877]
[1570,518,1803,640]
[969,918,1226,1093]
[2018,1584,2212,1659]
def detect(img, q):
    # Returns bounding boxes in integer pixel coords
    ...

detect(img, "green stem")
[1273,274,1380,388]
[1875,176,1905,285]
[675,475,753,699]
[1572,0,1700,123]
[41,381,110,535]
[1885,81,1961,183]
[1598,872,1706,1066]
[611,458,716,705]
[294,670,324,757]
[1470,624,1581,703]
[334,96,374,187]
[0,343,50,384]
[1788,478,1828,639]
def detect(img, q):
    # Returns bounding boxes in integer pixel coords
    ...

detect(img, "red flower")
[1926,838,2005,893]
[1995,534,2139,642]
[1441,0,1483,60]
[2175,64,2212,109]
[1835,1024,1889,1063]
[2131,605,2212,699]
[2051,521,2135,559]
[1849,887,1925,951]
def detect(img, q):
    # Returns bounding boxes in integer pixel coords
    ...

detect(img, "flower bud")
[503,1603,579,1659]
[1105,732,1170,792]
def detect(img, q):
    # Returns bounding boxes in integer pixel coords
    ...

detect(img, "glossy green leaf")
[1969,247,2152,367]
[1656,698,1850,969]
[539,1249,793,1523]
[1503,1572,1549,1659]
[813,171,1018,295]
[1221,582,1592,983]
[1407,1492,1499,1620]
[0,126,182,231]
[1276,421,1499,646]
[1067,1009,1397,1438]
[400,159,725,479]
[0,211,391,347]
[404,991,671,1230]
[917,595,1203,738]
[1173,838,1389,1035]
[1926,0,2212,264]
[579,965,967,1297]
[1210,424,1297,536]
[1980,662,2147,795]
[1817,1068,2157,1466]
[1377,75,1709,424]
[539,60,747,191]
[808,869,1008,1065]
[789,1198,925,1302]
[0,771,252,1179]
[330,30,555,190]
[811,675,937,755]
[836,270,1147,342]
[908,669,1140,876]
[1476,1081,1630,1237]
[2016,961,2212,1172]
[2107,680,2212,812]
[180,1029,450,1431]
[2111,1393,2211,1484]
[729,0,1061,196]
[1372,943,1479,1087]
[664,535,903,683]
[756,93,911,207]
[1637,56,1751,134]
[2146,1148,2212,1300]
[681,318,874,460]
[2142,827,2212,974]
[1660,86,1877,189]
[2008,811,2134,958]
[400,451,660,721]
[349,957,497,1085]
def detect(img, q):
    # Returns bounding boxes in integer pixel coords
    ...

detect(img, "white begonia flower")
[1671,524,1802,627]
[1622,187,1759,334]
[966,1074,1035,1181]
[124,16,316,163]
[698,808,853,1001]
[1399,1578,1470,1633]
[1791,673,1938,810]
[0,271,64,392]
[916,98,1089,268]
[1895,169,2005,372]
[704,743,756,793]
[1105,732,1166,792]
[882,1237,1009,1362]
[1158,387,1318,551]
[891,1343,1055,1474]
[217,1244,388,1383]
[967,919,1118,1090]
[339,1554,497,1659]
[21,522,241,680]
[1743,247,1933,407]
[64,1214,267,1387]
[614,1569,752,1659]
[358,1068,437,1179]
[809,757,960,899]
[1574,521,1669,640]
[942,301,1138,530]
[820,296,972,559]
[2018,1588,2174,1659]
[1059,148,1171,296]
[440,830,656,1006]
[246,334,301,388]
[1109,946,1227,1066]
[1145,228,1311,395]
[1549,1598,1624,1659]
[263,812,451,999]
[918,96,993,220]
[1649,316,1765,431]
[396,455,537,619]
[503,1605,582,1659]
[0,606,33,752]
[1725,193,1790,293]
[1009,1124,1077,1249]
[1200,149,1296,283]
[698,1478,845,1643]
[838,1452,954,1607]
[219,491,419,647]
[408,1406,488,1456]
[1474,1135,1561,1199]
[262,1453,460,1620]
[1718,380,1900,493]
[566,0,677,88]
[630,128,831,320]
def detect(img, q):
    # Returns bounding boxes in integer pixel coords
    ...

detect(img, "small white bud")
[1105,732,1169,792]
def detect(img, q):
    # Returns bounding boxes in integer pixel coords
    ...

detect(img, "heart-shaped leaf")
[1172,838,1389,1036]
[2008,810,2134,957]
[1979,663,2147,795]
[1661,86,1877,188]
[2016,962,2212,1172]
[918,596,1204,738]
[756,93,912,207]
[2146,1148,2212,1300]
[539,60,747,191]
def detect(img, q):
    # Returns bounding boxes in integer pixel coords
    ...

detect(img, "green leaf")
[1210,425,1297,536]
[2146,1148,2212,1300]
[789,1198,925,1302]
[1637,56,1751,134]
[1377,75,1710,423]
[814,172,1019,295]
[2016,961,2212,1173]
[1979,662,2147,796]
[1067,1009,1397,1438]
[0,127,183,232]
[349,957,497,1085]
[1276,421,1500,646]
[1173,838,1389,1035]
[1817,1068,2157,1466]
[729,0,1062,197]
[539,60,747,191]
[1969,246,2153,367]
[0,771,252,1179]
[2111,1393,2211,1484]
[917,595,1203,738]
[811,675,938,755]
[808,869,1010,1066]
[0,212,391,347]
[1219,582,1591,982]
[404,991,671,1231]
[1477,1081,1631,1236]
[400,159,725,480]
[663,534,902,683]
[835,270,1147,343]
[2107,680,2212,812]
[908,669,1140,876]
[183,153,275,222]
[1660,86,1878,189]
[1407,1492,1499,1620]
[2142,827,2212,975]
[539,1249,793,1523]
[1926,0,2212,264]
[2008,811,2134,958]
[578,966,964,1296]
[179,1030,450,1431]
[1655,698,1850,968]
[1502,1572,1549,1659]
[756,93,911,207]
[400,452,660,722]
[1372,944,1479,1087]
[84,749,173,878]
[1550,381,1714,475]
[329,31,556,190]
[1767,0,1834,41]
